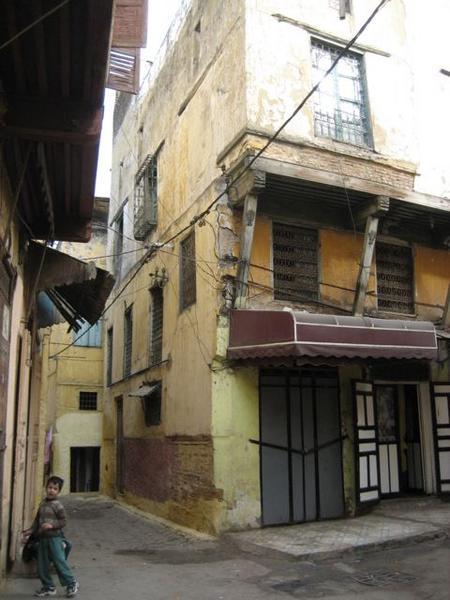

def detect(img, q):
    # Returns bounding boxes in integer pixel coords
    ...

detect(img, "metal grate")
[311,40,370,147]
[150,287,163,365]
[352,569,416,587]
[134,155,158,240]
[79,391,98,411]
[376,242,414,314]
[107,328,113,386]
[142,382,162,426]
[273,223,319,302]
[180,232,196,310]
[123,306,133,377]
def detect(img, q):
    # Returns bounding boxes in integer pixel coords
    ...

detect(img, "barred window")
[123,306,133,377]
[142,382,162,426]
[107,327,113,386]
[134,155,157,240]
[273,223,319,303]
[79,391,98,411]
[113,212,124,279]
[376,242,414,314]
[180,232,196,310]
[311,40,370,147]
[150,287,163,365]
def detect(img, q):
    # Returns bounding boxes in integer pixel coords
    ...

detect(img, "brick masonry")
[123,435,223,504]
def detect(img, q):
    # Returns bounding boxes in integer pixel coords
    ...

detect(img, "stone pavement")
[228,496,450,559]
[3,495,450,599]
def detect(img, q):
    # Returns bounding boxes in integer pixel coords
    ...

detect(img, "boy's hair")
[47,476,64,491]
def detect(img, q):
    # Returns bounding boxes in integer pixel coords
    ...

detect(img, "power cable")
[49,0,391,358]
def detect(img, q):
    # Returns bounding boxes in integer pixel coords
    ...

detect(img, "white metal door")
[353,381,380,505]
[431,383,450,494]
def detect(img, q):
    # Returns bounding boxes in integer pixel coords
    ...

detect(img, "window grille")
[142,382,162,426]
[150,287,163,365]
[273,223,319,302]
[123,306,133,377]
[180,232,196,310]
[311,40,370,147]
[113,212,124,278]
[79,391,98,411]
[107,328,113,386]
[73,320,102,347]
[376,242,414,314]
[134,154,157,240]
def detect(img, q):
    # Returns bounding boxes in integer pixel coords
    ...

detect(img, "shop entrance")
[259,369,344,526]
[374,384,423,497]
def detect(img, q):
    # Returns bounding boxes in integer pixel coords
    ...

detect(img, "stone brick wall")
[123,435,222,504]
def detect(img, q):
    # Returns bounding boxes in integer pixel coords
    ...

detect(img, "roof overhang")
[29,242,114,331]
[228,309,438,361]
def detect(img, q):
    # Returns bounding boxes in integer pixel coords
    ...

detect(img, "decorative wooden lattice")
[376,242,414,314]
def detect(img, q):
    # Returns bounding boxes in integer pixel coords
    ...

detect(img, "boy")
[23,476,79,598]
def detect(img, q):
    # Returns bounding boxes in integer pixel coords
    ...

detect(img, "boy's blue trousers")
[37,537,76,589]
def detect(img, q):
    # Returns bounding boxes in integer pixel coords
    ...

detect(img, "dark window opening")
[79,391,98,411]
[273,223,319,302]
[311,39,370,146]
[142,382,162,426]
[376,242,414,314]
[123,306,133,377]
[150,287,163,365]
[113,212,124,278]
[180,232,196,310]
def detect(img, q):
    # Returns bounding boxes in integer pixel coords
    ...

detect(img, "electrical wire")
[0,0,71,52]
[48,0,391,359]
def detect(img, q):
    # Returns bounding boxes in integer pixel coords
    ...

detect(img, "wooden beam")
[442,284,450,329]
[353,199,387,315]
[234,193,258,309]
[355,195,390,226]
[30,217,92,243]
[1,99,103,145]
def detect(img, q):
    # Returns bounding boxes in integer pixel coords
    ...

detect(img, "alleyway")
[4,496,449,599]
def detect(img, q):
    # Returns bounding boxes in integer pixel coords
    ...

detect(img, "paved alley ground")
[4,496,450,600]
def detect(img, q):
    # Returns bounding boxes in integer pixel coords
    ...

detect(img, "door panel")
[376,385,400,496]
[431,383,450,494]
[353,381,380,505]
[261,446,290,525]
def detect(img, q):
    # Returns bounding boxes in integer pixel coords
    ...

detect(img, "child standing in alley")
[23,476,79,598]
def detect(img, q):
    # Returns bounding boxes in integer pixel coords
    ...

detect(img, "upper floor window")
[180,232,196,310]
[273,223,319,303]
[134,154,158,240]
[311,40,370,147]
[376,242,414,314]
[73,320,102,347]
[123,306,133,377]
[107,327,113,386]
[149,287,164,366]
[113,211,124,279]
[79,391,98,411]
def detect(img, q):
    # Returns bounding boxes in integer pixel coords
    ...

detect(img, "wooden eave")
[0,0,114,242]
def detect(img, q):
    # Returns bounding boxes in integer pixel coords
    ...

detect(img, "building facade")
[104,0,450,534]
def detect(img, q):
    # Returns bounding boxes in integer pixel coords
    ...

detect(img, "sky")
[95,0,183,198]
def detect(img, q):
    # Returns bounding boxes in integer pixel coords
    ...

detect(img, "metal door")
[431,383,450,494]
[260,370,344,525]
[353,381,380,505]
[375,385,400,496]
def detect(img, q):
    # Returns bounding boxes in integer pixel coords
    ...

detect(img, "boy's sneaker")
[66,581,79,597]
[33,588,56,597]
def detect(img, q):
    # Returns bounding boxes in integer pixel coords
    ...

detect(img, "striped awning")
[227,310,438,361]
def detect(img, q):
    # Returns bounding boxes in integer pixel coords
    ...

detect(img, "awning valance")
[227,310,438,361]
[28,242,115,331]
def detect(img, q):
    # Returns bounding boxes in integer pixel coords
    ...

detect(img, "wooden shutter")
[112,0,148,47]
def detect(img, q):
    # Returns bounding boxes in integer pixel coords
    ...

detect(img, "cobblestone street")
[4,496,450,599]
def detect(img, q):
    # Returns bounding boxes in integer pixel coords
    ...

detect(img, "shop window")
[273,223,319,302]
